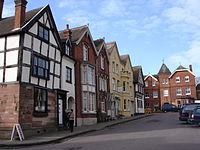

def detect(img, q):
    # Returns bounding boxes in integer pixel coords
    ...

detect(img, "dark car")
[187,106,200,125]
[162,103,179,112]
[179,103,200,122]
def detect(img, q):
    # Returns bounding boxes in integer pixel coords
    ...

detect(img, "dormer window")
[38,24,49,41]
[152,81,156,86]
[101,55,104,70]
[185,76,189,82]
[65,43,70,56]
[83,44,88,61]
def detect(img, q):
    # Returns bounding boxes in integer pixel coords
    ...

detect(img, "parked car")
[162,103,179,112]
[187,106,200,125]
[179,103,200,122]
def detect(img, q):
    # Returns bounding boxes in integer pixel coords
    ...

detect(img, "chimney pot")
[14,0,28,29]
[189,65,193,72]
[63,24,71,38]
[0,0,4,20]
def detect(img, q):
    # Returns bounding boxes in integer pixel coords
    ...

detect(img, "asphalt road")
[6,113,200,150]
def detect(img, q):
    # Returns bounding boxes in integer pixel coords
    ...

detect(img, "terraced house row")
[0,0,144,139]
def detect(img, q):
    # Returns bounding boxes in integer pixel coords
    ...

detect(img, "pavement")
[0,114,151,148]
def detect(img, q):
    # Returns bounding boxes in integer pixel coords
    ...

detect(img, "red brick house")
[60,25,98,126]
[94,38,110,121]
[169,65,196,107]
[144,74,160,110]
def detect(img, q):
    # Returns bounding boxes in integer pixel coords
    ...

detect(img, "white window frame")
[153,90,158,98]
[176,76,180,83]
[185,88,191,95]
[112,78,116,90]
[176,88,182,95]
[83,44,88,61]
[145,81,148,87]
[101,55,104,70]
[152,81,156,86]
[163,89,168,97]
[185,76,189,82]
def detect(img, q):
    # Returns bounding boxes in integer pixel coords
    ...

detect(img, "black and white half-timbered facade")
[0,0,73,138]
[132,66,145,114]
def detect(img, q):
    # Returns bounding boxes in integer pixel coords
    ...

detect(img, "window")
[65,43,70,56]
[185,88,191,95]
[135,84,138,92]
[137,100,143,108]
[176,76,180,83]
[152,81,156,86]
[82,65,95,85]
[124,99,127,110]
[163,89,168,97]
[112,78,116,90]
[101,102,105,112]
[38,25,49,41]
[185,76,189,82]
[116,64,119,73]
[153,90,158,98]
[112,62,115,72]
[166,79,168,84]
[83,44,88,61]
[123,81,126,91]
[176,88,182,95]
[145,81,148,87]
[34,88,47,113]
[82,92,96,112]
[145,92,149,98]
[162,79,165,84]
[66,67,72,83]
[32,55,49,79]
[101,55,104,70]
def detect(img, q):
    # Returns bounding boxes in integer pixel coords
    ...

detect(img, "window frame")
[101,55,105,70]
[32,54,50,79]
[33,87,48,116]
[83,44,88,61]
[185,88,191,95]
[66,66,72,83]
[38,23,49,42]
[163,89,169,97]
[176,88,182,95]
[185,76,189,82]
[175,76,180,83]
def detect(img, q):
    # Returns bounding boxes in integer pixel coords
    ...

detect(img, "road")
[5,113,200,150]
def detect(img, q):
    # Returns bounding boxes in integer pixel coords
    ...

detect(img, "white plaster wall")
[50,31,57,46]
[39,79,46,87]
[29,23,38,35]
[47,75,53,89]
[39,16,43,24]
[31,77,38,85]
[44,13,47,24]
[50,61,54,73]
[0,37,5,51]
[46,20,50,28]
[61,57,75,99]
[41,42,48,56]
[33,37,40,53]
[22,50,31,65]
[0,53,4,66]
[6,50,18,66]
[21,66,30,82]
[5,67,18,82]
[7,35,20,49]
[54,77,60,89]
[0,69,3,82]
[55,49,60,62]
[49,46,55,59]
[24,33,32,48]
[55,63,60,75]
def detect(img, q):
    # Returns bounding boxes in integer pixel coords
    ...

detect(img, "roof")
[176,65,186,70]
[158,63,171,74]
[0,7,42,35]
[132,66,141,82]
[106,41,116,54]
[120,54,129,64]
[144,74,158,81]
[94,38,104,52]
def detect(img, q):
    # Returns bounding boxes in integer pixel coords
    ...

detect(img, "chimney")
[189,65,193,72]
[14,0,28,29]
[0,0,4,20]
[63,24,71,38]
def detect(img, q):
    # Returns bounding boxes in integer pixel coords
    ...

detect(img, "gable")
[138,69,144,85]
[169,69,195,79]
[22,5,61,49]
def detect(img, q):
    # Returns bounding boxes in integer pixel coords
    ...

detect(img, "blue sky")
[3,0,200,76]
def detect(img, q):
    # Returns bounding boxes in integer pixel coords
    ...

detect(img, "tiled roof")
[0,7,42,35]
[120,54,129,64]
[132,66,141,82]
[94,38,104,52]
[158,63,171,74]
[176,65,186,70]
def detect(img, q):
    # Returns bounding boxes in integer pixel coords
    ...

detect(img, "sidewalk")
[0,114,151,148]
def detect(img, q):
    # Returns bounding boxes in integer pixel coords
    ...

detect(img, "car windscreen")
[182,105,200,112]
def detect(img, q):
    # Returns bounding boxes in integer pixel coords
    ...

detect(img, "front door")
[57,91,66,127]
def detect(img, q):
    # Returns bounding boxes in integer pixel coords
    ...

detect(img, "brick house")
[196,84,200,100]
[169,65,196,107]
[144,63,197,109]
[60,25,97,126]
[0,0,74,139]
[144,74,160,110]
[94,38,110,121]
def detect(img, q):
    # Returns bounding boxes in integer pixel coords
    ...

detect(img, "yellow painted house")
[120,55,135,116]
[106,41,135,118]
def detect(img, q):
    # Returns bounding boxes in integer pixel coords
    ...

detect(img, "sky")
[3,0,200,76]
